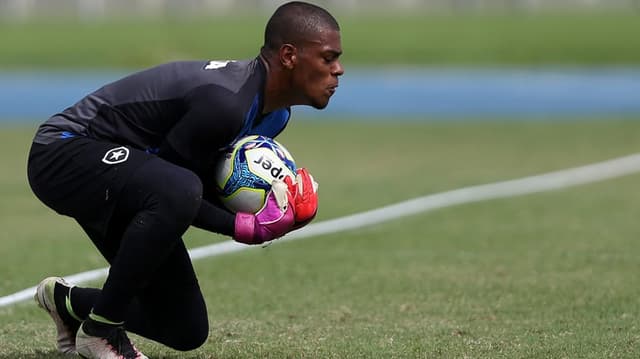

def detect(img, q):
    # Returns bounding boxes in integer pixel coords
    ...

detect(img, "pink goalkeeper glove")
[234,180,295,245]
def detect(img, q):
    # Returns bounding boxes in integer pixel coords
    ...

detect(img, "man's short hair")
[263,1,340,52]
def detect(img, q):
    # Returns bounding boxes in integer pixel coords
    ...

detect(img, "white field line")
[3,152,640,308]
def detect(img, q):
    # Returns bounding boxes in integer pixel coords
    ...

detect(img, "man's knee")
[158,167,203,225]
[166,319,209,351]
[129,158,203,226]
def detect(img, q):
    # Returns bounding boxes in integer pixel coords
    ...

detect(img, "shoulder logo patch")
[102,146,130,165]
[204,60,235,70]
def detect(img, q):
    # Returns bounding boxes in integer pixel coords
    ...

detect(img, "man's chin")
[310,99,330,110]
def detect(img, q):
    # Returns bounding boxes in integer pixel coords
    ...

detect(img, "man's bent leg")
[77,157,203,358]
[91,156,203,322]
[124,240,209,351]
[49,229,208,353]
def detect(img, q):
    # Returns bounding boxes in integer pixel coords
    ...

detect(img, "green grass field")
[2,7,639,358]
[3,119,640,358]
[1,13,640,69]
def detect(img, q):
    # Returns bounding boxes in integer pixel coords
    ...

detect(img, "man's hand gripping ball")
[234,180,295,245]
[284,168,319,229]
[233,168,318,245]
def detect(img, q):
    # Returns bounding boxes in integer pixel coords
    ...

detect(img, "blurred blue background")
[1,0,639,121]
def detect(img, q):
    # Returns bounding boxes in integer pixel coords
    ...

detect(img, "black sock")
[69,287,101,320]
[53,283,100,324]
[53,282,81,329]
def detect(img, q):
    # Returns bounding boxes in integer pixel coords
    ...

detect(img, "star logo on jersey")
[102,146,130,165]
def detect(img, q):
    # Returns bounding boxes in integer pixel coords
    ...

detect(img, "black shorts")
[27,137,156,235]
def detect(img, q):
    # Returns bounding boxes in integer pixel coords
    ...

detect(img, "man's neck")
[259,53,288,114]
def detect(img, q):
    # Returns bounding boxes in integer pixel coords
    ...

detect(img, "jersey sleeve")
[191,198,236,236]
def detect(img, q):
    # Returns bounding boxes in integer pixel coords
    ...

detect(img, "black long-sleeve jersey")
[33,57,290,174]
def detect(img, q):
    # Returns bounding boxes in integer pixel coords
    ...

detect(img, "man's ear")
[280,44,297,70]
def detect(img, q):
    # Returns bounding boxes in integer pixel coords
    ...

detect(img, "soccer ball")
[214,135,296,214]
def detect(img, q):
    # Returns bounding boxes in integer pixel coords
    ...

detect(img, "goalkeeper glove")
[284,168,318,229]
[234,180,295,245]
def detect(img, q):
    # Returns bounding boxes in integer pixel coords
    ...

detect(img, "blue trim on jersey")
[232,94,290,145]
[60,131,77,139]
[238,94,261,137]
[252,108,289,138]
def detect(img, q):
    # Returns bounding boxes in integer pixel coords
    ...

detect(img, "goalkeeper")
[26,1,343,358]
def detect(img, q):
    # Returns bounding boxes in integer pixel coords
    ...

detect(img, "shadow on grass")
[0,351,214,359]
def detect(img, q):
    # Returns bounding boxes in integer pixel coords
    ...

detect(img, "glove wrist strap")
[234,212,256,244]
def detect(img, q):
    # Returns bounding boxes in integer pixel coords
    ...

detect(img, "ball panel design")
[214,135,296,213]
[245,147,295,183]
[221,187,267,214]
